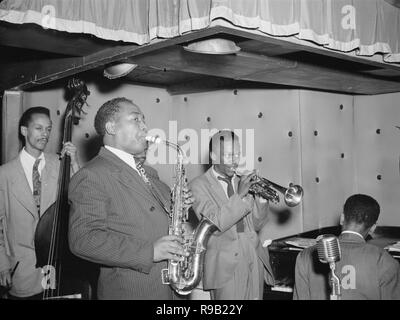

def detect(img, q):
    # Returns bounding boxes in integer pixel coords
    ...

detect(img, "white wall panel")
[299,91,355,231]
[354,93,400,226]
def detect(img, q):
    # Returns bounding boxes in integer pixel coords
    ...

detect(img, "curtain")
[1,0,399,63]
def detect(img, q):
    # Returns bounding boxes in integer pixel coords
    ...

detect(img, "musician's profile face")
[112,101,148,155]
[212,138,240,177]
[21,113,52,156]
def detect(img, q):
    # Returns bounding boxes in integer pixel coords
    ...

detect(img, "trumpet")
[236,170,303,207]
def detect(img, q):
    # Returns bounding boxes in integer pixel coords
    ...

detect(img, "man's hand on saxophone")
[153,235,189,262]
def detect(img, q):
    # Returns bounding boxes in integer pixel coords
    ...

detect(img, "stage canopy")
[0,0,400,63]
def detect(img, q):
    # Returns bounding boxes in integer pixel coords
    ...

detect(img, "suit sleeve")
[379,251,400,300]
[68,168,154,273]
[293,250,311,300]
[0,173,11,273]
[251,196,270,232]
[189,179,252,233]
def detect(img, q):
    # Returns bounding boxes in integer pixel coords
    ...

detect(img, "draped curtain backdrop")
[0,0,400,63]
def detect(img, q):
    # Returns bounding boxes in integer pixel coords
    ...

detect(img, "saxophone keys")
[161,269,170,284]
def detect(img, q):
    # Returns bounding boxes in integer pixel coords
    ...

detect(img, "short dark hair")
[209,130,239,154]
[19,106,51,146]
[19,106,50,128]
[343,194,380,229]
[94,97,133,136]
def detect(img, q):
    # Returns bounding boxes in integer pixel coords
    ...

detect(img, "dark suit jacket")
[294,232,400,300]
[68,147,173,300]
[189,168,274,290]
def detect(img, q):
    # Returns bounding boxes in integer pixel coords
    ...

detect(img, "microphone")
[316,234,342,300]
[317,234,341,264]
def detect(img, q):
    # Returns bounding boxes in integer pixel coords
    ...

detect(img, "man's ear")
[339,213,344,226]
[105,121,115,135]
[20,126,27,138]
[369,223,377,235]
[210,151,218,163]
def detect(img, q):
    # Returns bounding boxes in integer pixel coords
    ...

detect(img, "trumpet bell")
[284,184,303,207]
[248,176,303,207]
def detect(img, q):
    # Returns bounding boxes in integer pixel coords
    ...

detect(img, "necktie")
[135,160,169,214]
[136,161,151,185]
[32,158,41,214]
[217,176,245,232]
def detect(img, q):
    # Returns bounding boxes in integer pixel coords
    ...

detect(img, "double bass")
[34,78,95,299]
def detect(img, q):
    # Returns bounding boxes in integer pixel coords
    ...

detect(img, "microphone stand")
[329,262,341,300]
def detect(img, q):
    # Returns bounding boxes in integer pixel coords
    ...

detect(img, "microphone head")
[317,234,341,264]
[145,135,162,144]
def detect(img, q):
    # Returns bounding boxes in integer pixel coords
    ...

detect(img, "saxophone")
[146,136,218,295]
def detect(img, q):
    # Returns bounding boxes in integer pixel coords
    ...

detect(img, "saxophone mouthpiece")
[145,135,162,144]
[146,136,185,159]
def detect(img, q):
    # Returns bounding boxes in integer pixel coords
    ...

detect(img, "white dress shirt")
[19,148,45,193]
[105,145,139,174]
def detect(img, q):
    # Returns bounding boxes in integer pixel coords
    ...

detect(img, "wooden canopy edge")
[0,26,399,95]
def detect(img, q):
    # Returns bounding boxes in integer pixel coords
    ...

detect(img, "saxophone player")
[68,97,193,300]
[189,130,275,300]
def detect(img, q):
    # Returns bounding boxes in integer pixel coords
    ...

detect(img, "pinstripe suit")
[68,147,173,300]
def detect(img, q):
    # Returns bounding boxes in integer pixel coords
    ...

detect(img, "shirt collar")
[105,145,138,173]
[340,230,365,240]
[212,165,235,181]
[20,148,45,163]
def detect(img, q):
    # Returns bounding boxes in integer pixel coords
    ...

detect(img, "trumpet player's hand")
[237,170,258,199]
[153,235,189,262]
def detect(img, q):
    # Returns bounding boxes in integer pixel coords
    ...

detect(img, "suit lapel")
[232,175,250,229]
[204,168,240,237]
[205,168,229,204]
[100,148,165,209]
[205,168,251,232]
[9,157,38,218]
[112,167,164,208]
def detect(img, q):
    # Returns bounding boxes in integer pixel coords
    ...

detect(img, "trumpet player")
[189,130,275,300]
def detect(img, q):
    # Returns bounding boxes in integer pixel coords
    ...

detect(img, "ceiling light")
[104,63,138,79]
[183,38,241,55]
